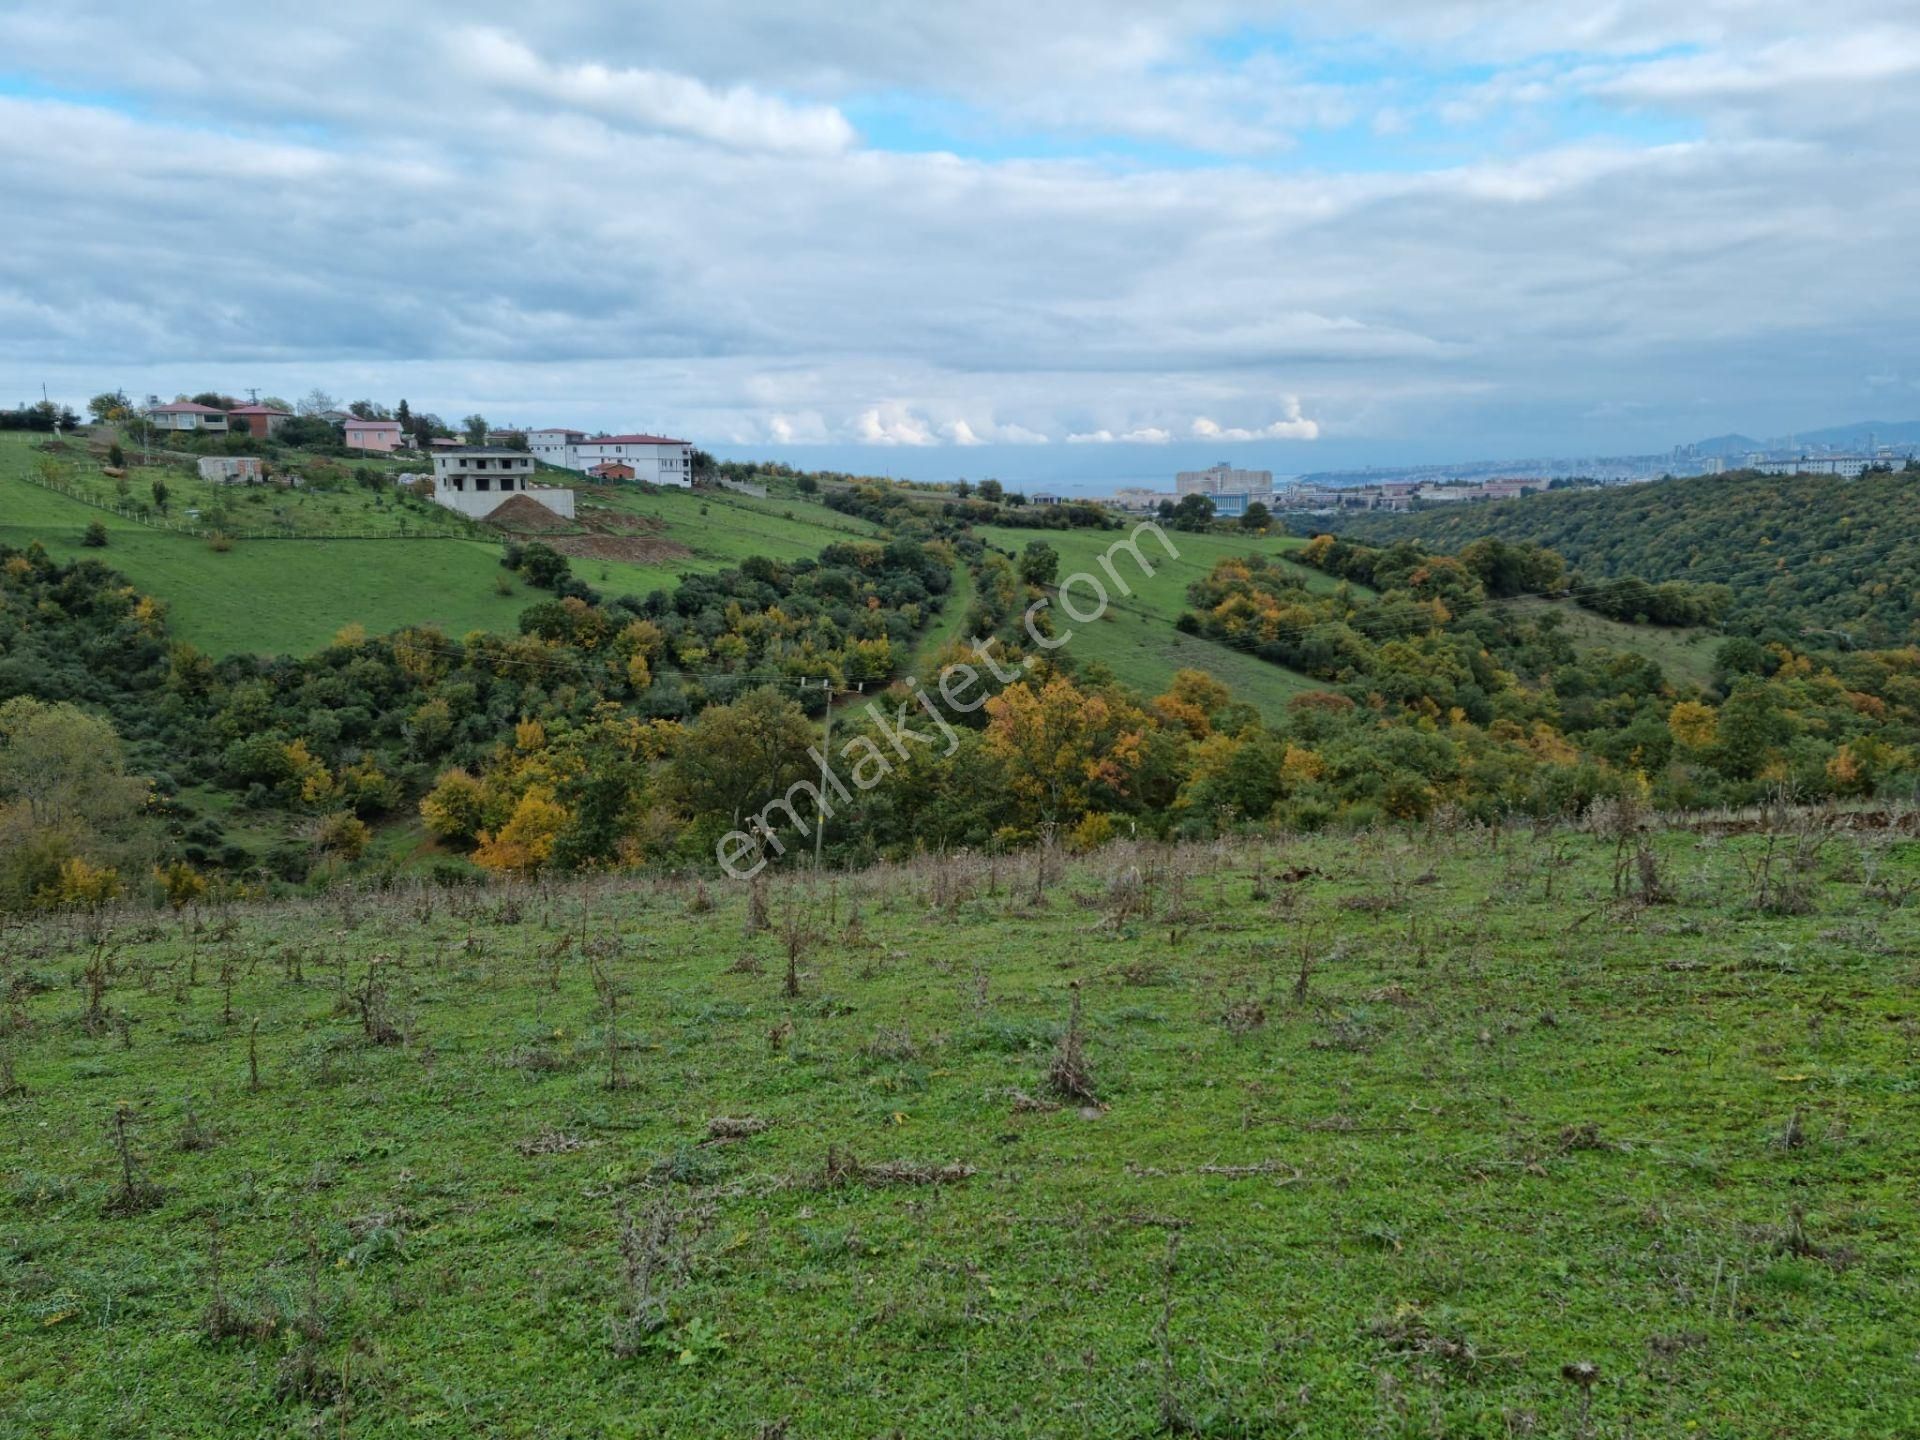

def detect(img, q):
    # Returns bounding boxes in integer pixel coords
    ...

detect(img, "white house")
[526,428,693,486]
[571,434,692,486]
[528,428,584,467]
[428,449,574,520]
[144,401,228,433]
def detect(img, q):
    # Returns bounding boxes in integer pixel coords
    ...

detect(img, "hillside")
[974,524,1354,716]
[1321,469,1920,645]
[5,827,1916,1436]
[0,434,881,657]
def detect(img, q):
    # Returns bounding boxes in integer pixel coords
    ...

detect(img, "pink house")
[344,417,406,453]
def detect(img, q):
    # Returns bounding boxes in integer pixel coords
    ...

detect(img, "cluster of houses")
[137,396,691,523]
[141,398,406,452]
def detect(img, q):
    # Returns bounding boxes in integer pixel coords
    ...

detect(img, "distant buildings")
[1270,476,1550,513]
[1749,454,1882,478]
[427,449,574,520]
[143,401,228,433]
[1030,492,1065,506]
[588,461,636,481]
[1176,462,1273,497]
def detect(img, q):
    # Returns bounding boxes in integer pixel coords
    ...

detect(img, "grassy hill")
[1498,596,1721,690]
[4,826,1916,1436]
[0,435,881,658]
[975,524,1355,715]
[1320,469,1920,645]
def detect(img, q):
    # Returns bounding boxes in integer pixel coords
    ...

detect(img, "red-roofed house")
[227,403,292,439]
[143,401,228,433]
[588,461,636,481]
[345,416,406,453]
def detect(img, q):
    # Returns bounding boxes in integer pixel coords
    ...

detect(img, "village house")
[428,448,574,520]
[143,400,228,433]
[344,416,406,453]
[227,403,292,439]
[588,460,635,481]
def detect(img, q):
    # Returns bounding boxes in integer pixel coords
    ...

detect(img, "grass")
[975,523,1350,715]
[1500,596,1722,691]
[4,825,1917,1437]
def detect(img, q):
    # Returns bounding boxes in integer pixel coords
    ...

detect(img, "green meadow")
[3,827,1915,1437]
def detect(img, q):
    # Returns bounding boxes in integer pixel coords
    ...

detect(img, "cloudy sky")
[3,2,1918,483]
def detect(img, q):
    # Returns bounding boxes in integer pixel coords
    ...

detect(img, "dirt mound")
[549,533,693,565]
[483,494,578,534]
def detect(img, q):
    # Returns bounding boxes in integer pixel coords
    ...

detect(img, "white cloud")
[446,28,855,155]
[1191,398,1320,441]
[853,405,939,445]
[1067,426,1173,444]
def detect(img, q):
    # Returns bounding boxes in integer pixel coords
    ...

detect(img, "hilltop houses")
[427,448,573,520]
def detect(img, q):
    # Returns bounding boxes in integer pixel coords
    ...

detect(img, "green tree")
[87,390,132,424]
[977,478,1004,503]
[463,414,489,444]
[151,479,170,514]
[666,687,817,829]
[1018,540,1061,587]
[0,698,149,910]
[1239,500,1271,531]
[82,520,108,548]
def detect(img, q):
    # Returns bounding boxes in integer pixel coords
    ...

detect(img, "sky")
[2,2,1919,486]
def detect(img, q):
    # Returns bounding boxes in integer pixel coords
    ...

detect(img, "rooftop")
[577,433,690,446]
[145,401,225,415]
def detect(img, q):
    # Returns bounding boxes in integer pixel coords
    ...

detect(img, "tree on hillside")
[463,414,489,444]
[1239,501,1271,531]
[1018,540,1060,587]
[396,399,412,432]
[297,388,338,417]
[87,390,132,424]
[151,479,170,514]
[666,687,817,825]
[1169,494,1216,531]
[0,697,150,909]
[349,400,391,420]
[192,392,239,411]
[977,478,1004,503]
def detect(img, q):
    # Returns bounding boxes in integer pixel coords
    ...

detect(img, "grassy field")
[4,825,1916,1437]
[1500,597,1722,691]
[975,524,1348,715]
[25,440,466,540]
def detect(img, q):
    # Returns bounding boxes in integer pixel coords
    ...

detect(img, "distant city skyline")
[5,3,1920,474]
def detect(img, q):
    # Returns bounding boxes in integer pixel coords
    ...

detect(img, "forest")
[1325,466,1920,644]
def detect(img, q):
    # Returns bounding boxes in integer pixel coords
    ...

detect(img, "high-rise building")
[1176,462,1273,497]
